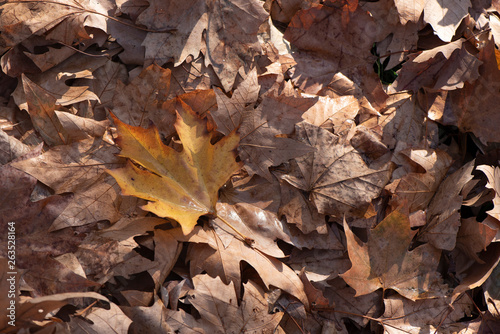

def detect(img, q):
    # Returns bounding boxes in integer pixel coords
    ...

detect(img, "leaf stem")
[215,213,254,246]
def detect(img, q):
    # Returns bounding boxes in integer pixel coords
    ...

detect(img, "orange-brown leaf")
[107,99,241,234]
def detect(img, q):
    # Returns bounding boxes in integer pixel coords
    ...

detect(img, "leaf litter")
[2,0,500,333]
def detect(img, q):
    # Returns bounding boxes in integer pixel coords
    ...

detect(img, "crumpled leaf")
[139,0,268,91]
[22,74,70,146]
[477,165,500,221]
[107,99,241,234]
[388,148,452,212]
[456,218,496,263]
[284,4,389,107]
[12,53,107,111]
[211,72,314,181]
[0,0,112,47]
[69,302,132,334]
[340,209,446,300]
[186,275,283,333]
[112,64,171,127]
[0,165,100,295]
[430,40,500,145]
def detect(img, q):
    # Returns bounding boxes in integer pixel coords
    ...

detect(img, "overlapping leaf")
[107,99,241,234]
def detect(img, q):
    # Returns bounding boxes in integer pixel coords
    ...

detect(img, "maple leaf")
[282,121,392,218]
[107,99,241,234]
[340,209,447,300]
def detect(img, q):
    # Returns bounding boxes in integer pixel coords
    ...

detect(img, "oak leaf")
[340,209,446,300]
[107,99,241,234]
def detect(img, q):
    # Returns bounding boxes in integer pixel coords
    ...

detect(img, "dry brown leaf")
[0,129,31,164]
[0,0,111,47]
[477,165,500,221]
[394,0,470,42]
[213,202,291,258]
[220,174,281,214]
[12,53,107,111]
[380,92,439,153]
[451,242,500,303]
[10,292,109,331]
[417,160,475,250]
[11,138,123,230]
[140,0,268,91]
[69,302,132,334]
[187,227,308,306]
[381,294,474,334]
[456,218,497,263]
[22,74,70,146]
[282,122,392,218]
[186,275,283,333]
[112,64,171,127]
[388,148,452,212]
[288,248,350,285]
[340,209,446,300]
[393,39,481,92]
[284,4,389,107]
[441,40,500,145]
[277,176,328,234]
[323,277,382,329]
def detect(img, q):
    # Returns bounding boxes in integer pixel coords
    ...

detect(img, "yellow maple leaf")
[107,98,241,234]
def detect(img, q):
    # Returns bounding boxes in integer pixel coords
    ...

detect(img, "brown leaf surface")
[340,209,446,300]
[394,0,470,42]
[417,160,475,250]
[477,164,500,221]
[11,138,123,230]
[140,0,268,91]
[187,227,308,306]
[284,4,389,107]
[393,39,481,92]
[282,122,392,218]
[381,294,473,334]
[388,148,452,212]
[186,275,283,333]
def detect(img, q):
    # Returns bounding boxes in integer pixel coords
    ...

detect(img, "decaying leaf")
[282,121,392,218]
[186,275,283,333]
[340,209,446,300]
[107,99,241,234]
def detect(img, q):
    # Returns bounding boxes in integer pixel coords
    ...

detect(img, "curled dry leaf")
[388,148,452,212]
